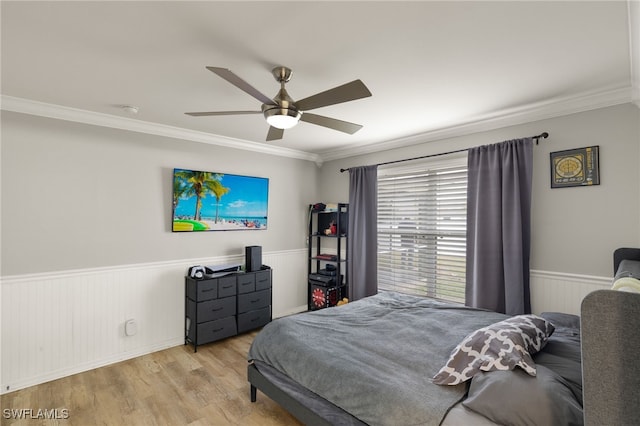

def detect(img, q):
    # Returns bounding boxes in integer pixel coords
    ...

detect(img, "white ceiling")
[1,1,638,163]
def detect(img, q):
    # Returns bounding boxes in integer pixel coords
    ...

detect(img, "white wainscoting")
[0,249,308,394]
[530,269,611,315]
[1,261,610,394]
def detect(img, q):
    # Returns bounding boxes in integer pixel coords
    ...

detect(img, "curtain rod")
[339,132,549,173]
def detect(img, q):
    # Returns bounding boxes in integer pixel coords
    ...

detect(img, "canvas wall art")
[172,168,269,232]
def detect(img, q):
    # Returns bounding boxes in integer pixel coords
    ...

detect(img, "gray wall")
[318,104,640,278]
[2,104,638,278]
[1,112,318,275]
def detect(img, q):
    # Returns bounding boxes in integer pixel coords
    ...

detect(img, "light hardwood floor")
[1,331,302,426]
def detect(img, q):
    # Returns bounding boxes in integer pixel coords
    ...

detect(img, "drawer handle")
[251,317,260,323]
[250,299,260,303]
[211,307,223,312]
[201,288,214,293]
[212,327,224,332]
[222,285,233,289]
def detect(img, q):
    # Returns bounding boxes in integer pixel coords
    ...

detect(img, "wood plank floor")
[1,331,302,426]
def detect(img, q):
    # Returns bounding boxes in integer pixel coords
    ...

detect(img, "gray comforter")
[248,291,507,426]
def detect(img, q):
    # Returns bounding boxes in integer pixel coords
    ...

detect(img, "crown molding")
[0,95,321,163]
[318,85,634,163]
[1,84,633,167]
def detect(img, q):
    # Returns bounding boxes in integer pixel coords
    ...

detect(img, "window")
[377,155,467,303]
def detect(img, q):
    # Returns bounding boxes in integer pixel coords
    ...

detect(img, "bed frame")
[249,248,640,426]
[248,361,365,426]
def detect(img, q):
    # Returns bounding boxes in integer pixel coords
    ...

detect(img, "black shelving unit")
[307,203,348,310]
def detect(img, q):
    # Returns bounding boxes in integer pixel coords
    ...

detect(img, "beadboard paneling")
[530,269,611,315]
[1,260,609,394]
[0,250,308,394]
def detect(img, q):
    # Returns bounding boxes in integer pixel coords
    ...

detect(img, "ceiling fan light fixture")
[263,107,302,129]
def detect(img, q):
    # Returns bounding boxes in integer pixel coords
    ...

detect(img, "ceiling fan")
[185,66,372,141]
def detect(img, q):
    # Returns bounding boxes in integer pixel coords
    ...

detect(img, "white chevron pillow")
[433,315,555,385]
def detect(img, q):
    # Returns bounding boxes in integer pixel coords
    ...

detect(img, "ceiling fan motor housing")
[262,78,302,129]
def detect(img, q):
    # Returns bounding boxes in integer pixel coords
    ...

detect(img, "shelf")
[310,283,347,289]
[310,257,347,263]
[312,233,347,238]
[308,203,349,310]
[316,210,340,213]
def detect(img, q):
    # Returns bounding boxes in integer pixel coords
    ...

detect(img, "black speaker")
[245,246,262,272]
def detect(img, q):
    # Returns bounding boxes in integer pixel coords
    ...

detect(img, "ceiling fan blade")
[300,113,363,134]
[185,111,261,117]
[266,126,284,141]
[206,67,276,106]
[295,80,372,111]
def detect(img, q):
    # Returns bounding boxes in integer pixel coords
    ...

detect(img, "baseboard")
[275,305,308,318]
[2,337,183,394]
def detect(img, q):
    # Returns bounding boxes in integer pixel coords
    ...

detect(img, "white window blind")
[377,156,468,303]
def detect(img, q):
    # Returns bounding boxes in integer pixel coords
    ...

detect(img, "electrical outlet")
[125,319,137,336]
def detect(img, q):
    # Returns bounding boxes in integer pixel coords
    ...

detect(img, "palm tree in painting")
[212,183,230,224]
[174,170,229,221]
[173,176,189,214]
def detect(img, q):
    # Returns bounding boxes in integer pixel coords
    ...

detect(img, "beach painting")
[172,168,269,232]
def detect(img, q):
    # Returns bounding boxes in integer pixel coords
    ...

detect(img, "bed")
[247,248,640,425]
[247,291,583,425]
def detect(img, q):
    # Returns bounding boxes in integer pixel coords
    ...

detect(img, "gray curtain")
[465,138,533,315]
[348,165,378,300]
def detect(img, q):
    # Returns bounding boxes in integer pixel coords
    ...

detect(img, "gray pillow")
[463,365,583,426]
[540,311,580,331]
[432,315,554,385]
[534,351,583,405]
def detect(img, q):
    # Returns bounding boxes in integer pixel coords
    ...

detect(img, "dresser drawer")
[237,274,255,294]
[237,306,271,333]
[218,276,237,298]
[185,267,272,351]
[238,289,270,314]
[255,270,271,291]
[195,297,236,323]
[186,277,217,301]
[191,317,237,345]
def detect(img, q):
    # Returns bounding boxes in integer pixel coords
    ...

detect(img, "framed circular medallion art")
[550,146,600,188]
